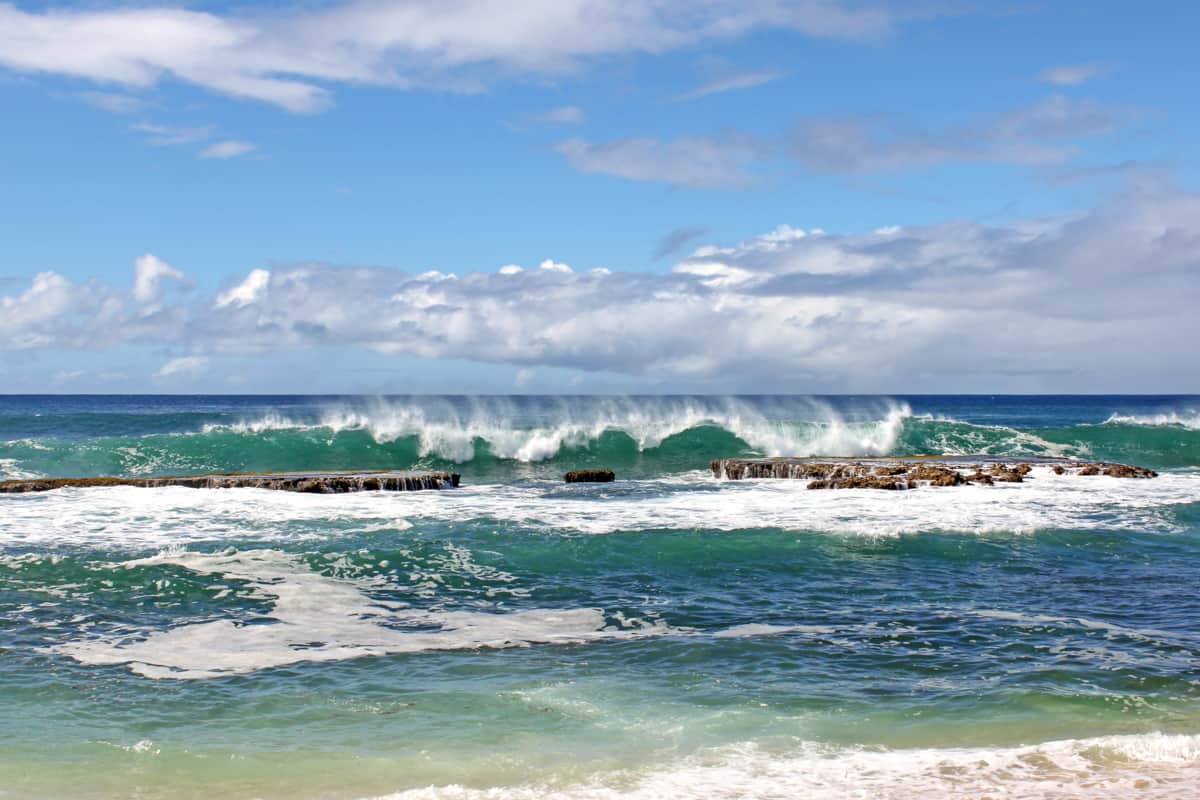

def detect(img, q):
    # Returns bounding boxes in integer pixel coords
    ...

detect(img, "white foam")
[1,467,1198,547]
[204,396,916,463]
[1105,411,1200,430]
[713,623,835,638]
[0,457,41,480]
[52,548,668,679]
[373,734,1200,800]
[970,609,1188,645]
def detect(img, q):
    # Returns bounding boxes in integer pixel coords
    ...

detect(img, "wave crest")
[205,397,914,464]
[1104,410,1200,430]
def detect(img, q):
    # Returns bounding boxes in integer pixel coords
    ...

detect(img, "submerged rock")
[564,469,616,483]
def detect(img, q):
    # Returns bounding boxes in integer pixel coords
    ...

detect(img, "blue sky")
[1,1,1198,393]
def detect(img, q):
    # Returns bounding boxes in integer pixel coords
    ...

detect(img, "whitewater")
[1,394,1198,799]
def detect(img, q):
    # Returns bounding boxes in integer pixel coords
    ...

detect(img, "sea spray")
[4,396,1200,479]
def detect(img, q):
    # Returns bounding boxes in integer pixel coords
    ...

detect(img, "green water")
[1,395,1199,797]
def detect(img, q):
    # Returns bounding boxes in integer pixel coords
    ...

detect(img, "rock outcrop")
[564,469,616,483]
[0,470,461,494]
[710,456,1156,489]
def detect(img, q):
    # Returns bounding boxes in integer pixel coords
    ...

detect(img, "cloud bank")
[0,1,935,113]
[3,182,1197,390]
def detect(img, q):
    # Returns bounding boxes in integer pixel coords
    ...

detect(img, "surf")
[3,396,1199,481]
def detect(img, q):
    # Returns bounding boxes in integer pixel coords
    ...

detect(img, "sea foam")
[52,548,670,679]
[1104,410,1200,430]
[2,467,1199,548]
[373,734,1200,800]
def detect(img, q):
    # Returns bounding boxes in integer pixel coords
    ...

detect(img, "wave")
[204,396,913,462]
[1104,410,1200,430]
[3,396,1200,479]
[377,734,1200,799]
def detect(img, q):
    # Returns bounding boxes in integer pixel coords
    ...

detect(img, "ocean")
[1,394,1198,798]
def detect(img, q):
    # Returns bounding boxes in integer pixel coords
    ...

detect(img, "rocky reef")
[0,470,461,494]
[711,456,1156,489]
[564,469,616,483]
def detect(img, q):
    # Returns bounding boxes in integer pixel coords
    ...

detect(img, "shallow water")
[1,395,1198,798]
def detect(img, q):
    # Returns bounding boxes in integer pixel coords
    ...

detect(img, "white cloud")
[132,254,187,302]
[533,105,584,124]
[0,271,92,349]
[132,122,214,146]
[199,140,255,159]
[556,135,760,187]
[81,91,143,114]
[155,356,209,378]
[0,2,938,113]
[1038,63,1109,87]
[3,182,1198,390]
[214,268,271,308]
[554,96,1122,184]
[670,70,782,102]
[786,95,1119,173]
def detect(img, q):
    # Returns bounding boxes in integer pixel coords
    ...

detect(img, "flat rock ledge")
[0,470,461,494]
[710,456,1156,489]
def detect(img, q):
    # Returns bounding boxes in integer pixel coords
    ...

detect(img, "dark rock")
[0,470,460,494]
[907,465,963,487]
[564,469,615,483]
[987,466,1025,483]
[711,456,1156,489]
[1101,463,1157,478]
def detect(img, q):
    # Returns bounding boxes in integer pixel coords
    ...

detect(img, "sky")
[1,0,1198,394]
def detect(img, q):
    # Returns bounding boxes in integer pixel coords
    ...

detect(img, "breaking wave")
[1104,410,1200,430]
[377,734,1200,800]
[2,396,1199,479]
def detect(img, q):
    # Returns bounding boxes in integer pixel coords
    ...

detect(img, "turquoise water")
[1,395,1199,798]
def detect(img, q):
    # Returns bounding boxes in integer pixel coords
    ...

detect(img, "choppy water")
[1,395,1199,798]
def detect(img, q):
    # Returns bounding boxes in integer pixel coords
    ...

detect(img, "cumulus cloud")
[0,1,941,113]
[132,254,187,302]
[215,268,271,308]
[3,182,1198,390]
